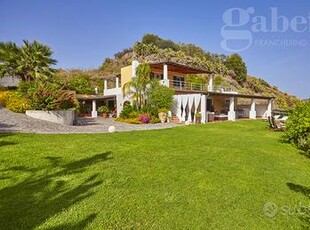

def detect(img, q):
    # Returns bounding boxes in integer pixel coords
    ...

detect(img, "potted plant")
[158,108,168,123]
[195,113,202,124]
[98,106,109,118]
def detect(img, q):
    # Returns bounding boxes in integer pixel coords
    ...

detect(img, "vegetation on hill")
[55,69,103,94]
[225,53,247,84]
[100,34,300,110]
[0,36,300,110]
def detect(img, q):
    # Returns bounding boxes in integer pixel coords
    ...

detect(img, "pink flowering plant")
[138,113,151,124]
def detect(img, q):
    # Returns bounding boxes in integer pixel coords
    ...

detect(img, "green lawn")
[0,120,309,229]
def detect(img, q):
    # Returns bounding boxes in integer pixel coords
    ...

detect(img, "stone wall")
[0,76,20,87]
[26,110,76,125]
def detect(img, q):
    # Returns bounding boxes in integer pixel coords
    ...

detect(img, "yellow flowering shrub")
[0,91,31,113]
[0,91,11,106]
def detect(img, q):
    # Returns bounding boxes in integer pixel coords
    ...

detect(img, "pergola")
[149,61,212,75]
[76,94,116,117]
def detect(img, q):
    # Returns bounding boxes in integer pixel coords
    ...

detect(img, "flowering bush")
[0,91,31,113]
[0,91,10,106]
[115,117,142,124]
[138,113,151,124]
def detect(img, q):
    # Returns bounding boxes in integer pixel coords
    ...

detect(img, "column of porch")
[163,64,169,87]
[249,99,256,119]
[228,96,236,121]
[266,99,272,118]
[201,95,206,123]
[91,100,98,118]
[104,79,107,93]
[208,74,214,92]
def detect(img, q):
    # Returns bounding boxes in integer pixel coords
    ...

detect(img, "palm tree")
[0,40,57,81]
[122,63,154,109]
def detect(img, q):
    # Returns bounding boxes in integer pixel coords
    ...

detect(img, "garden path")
[0,106,179,133]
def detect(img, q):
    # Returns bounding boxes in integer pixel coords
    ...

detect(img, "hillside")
[99,34,299,110]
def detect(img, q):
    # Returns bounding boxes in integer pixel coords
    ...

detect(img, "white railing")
[104,79,238,96]
[104,87,121,96]
[167,80,237,93]
[214,86,238,94]
[168,80,208,91]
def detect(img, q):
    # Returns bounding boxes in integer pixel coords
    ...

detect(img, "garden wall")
[26,110,76,125]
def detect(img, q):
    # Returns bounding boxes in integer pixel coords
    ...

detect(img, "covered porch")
[172,92,273,123]
[76,94,116,118]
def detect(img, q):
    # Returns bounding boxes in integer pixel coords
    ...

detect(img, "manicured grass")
[0,120,309,229]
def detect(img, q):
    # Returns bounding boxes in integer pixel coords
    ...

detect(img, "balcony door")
[173,76,185,89]
[150,72,163,80]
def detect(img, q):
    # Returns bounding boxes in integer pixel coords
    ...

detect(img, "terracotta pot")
[195,117,201,124]
[102,113,108,118]
[158,112,167,123]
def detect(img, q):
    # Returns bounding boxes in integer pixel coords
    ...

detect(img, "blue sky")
[0,0,309,98]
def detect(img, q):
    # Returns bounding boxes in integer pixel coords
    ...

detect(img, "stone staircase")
[171,115,181,124]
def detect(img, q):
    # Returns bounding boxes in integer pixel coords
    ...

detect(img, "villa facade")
[82,60,273,123]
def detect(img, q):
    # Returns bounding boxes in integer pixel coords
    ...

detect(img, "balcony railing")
[160,79,237,93]
[103,78,238,96]
[169,80,208,91]
[214,86,238,94]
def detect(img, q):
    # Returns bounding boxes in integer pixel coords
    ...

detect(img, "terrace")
[103,61,238,95]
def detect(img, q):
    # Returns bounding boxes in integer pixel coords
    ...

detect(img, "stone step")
[171,115,181,123]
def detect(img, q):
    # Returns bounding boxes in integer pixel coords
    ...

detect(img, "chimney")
[132,60,139,77]
[208,74,214,92]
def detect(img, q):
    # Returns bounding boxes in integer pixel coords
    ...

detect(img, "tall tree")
[122,63,153,109]
[225,53,247,84]
[0,40,57,81]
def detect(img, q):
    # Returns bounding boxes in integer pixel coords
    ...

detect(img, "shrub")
[66,75,93,94]
[115,117,142,124]
[140,104,158,117]
[17,81,34,95]
[225,53,247,84]
[283,101,310,153]
[147,83,174,110]
[0,91,31,113]
[0,91,10,106]
[98,106,109,113]
[158,108,168,114]
[195,113,202,118]
[138,113,151,123]
[150,116,160,124]
[6,92,31,113]
[119,104,135,119]
[24,81,77,110]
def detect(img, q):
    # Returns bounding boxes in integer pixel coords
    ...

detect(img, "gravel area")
[0,107,181,134]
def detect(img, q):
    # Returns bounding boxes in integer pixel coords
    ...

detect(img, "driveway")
[0,107,180,134]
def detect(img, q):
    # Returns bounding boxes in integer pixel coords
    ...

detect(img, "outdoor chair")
[271,116,286,131]
[279,116,288,122]
[268,116,275,129]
